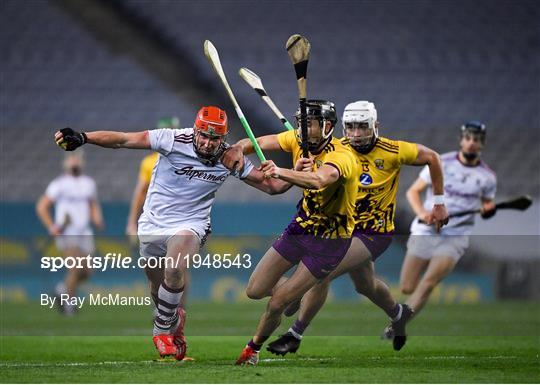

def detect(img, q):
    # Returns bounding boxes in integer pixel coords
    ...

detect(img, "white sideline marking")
[0,360,155,368]
[0,355,521,368]
[261,357,337,362]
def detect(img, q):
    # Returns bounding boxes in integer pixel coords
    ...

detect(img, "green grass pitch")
[1,301,539,383]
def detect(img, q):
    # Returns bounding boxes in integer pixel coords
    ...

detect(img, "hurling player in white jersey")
[54,106,292,360]
[384,121,496,337]
[36,151,104,315]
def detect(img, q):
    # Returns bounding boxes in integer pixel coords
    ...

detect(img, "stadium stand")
[1,0,538,203]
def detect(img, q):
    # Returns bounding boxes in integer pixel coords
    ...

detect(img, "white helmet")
[342,101,377,128]
[342,101,378,152]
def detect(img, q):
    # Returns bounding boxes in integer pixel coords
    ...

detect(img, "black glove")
[481,207,496,219]
[58,127,87,151]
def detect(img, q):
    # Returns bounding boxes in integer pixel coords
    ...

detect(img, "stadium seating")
[1,0,538,202]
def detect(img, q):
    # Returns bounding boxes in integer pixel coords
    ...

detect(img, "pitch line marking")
[0,355,522,368]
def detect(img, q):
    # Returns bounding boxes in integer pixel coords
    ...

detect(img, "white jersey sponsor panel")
[45,174,97,236]
[410,151,496,236]
[140,127,254,234]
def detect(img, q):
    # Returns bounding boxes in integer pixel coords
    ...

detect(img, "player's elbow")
[268,182,290,195]
[36,197,48,215]
[406,187,417,201]
[313,169,339,190]
[425,149,441,167]
[310,178,324,190]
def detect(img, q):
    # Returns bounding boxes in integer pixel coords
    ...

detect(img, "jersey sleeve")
[324,149,355,179]
[148,129,175,156]
[418,165,432,184]
[482,174,497,200]
[45,179,60,201]
[398,141,418,165]
[276,130,296,153]
[236,156,255,180]
[138,154,156,183]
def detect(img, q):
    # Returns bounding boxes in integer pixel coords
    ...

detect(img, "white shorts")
[137,215,211,259]
[406,234,469,261]
[55,235,95,255]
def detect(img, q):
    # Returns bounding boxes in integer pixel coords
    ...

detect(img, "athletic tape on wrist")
[433,195,445,205]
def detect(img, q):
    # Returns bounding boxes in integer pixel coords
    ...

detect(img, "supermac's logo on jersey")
[175,166,227,183]
[360,173,373,186]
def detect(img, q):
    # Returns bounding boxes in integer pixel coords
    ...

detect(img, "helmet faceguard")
[193,106,229,165]
[294,100,337,154]
[342,101,378,153]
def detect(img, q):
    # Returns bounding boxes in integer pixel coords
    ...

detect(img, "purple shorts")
[353,229,393,262]
[272,223,352,280]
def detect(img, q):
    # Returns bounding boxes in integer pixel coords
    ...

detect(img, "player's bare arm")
[126,179,149,235]
[242,168,292,195]
[261,160,339,190]
[90,199,104,231]
[36,195,60,236]
[406,178,431,222]
[55,128,151,150]
[221,135,282,172]
[412,144,448,230]
[241,157,312,195]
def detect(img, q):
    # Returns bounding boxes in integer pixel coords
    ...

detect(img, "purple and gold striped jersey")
[277,130,359,238]
[347,137,418,234]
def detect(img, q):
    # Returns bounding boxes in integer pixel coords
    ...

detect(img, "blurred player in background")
[224,100,360,366]
[125,116,180,239]
[265,101,448,354]
[384,121,496,337]
[54,106,291,360]
[36,151,104,315]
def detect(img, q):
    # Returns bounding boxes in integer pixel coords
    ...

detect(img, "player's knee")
[245,282,266,300]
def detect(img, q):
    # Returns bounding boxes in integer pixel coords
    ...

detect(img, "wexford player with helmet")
[261,101,448,355]
[223,100,359,365]
[384,121,496,337]
[54,106,291,360]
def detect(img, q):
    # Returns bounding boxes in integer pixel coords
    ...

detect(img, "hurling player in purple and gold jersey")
[266,101,448,355]
[225,100,360,365]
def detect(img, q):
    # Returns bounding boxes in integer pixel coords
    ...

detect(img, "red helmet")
[194,106,228,136]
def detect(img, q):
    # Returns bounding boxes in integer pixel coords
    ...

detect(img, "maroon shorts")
[353,229,393,262]
[272,223,352,280]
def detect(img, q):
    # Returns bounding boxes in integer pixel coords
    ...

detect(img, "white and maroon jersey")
[45,174,97,236]
[410,151,497,236]
[141,127,254,232]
